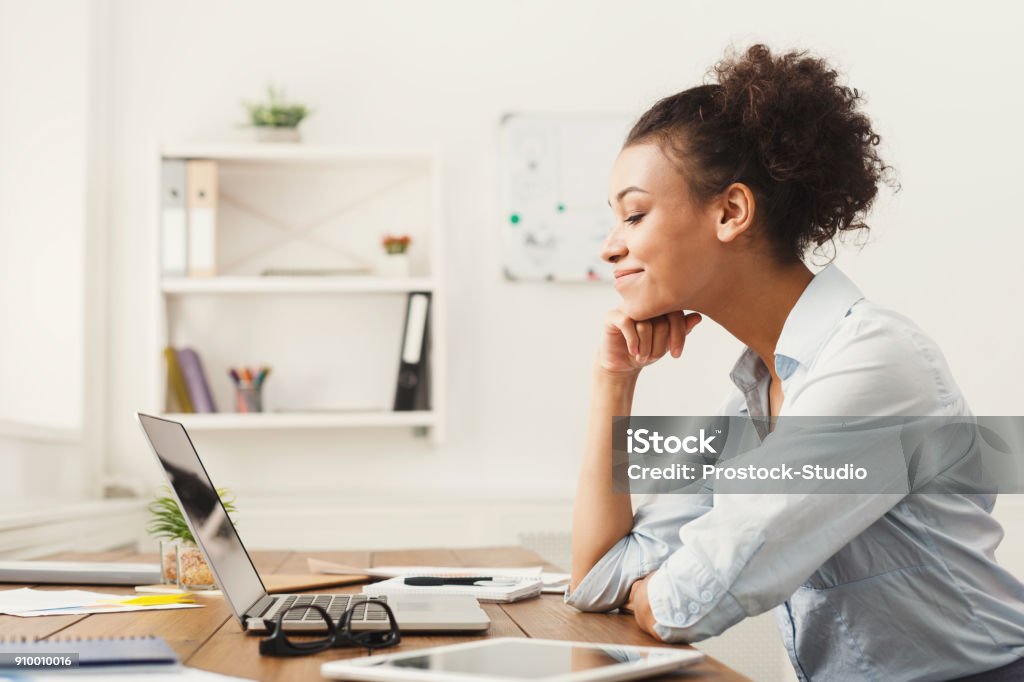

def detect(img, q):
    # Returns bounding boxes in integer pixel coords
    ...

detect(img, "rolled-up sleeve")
[644,490,903,642]
[565,496,711,612]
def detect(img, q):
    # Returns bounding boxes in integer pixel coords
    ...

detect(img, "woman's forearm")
[570,365,639,590]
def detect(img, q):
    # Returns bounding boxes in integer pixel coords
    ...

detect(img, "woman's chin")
[620,298,661,322]
[620,295,686,322]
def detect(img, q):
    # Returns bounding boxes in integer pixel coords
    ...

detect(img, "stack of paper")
[307,559,571,595]
[0,588,202,617]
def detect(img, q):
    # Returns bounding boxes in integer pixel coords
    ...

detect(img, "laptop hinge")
[247,595,276,619]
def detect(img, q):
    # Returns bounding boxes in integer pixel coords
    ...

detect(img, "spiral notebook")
[0,635,179,671]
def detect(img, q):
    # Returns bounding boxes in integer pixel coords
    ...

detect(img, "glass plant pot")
[160,540,216,590]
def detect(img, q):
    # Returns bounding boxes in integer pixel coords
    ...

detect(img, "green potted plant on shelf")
[147,486,238,590]
[242,84,311,143]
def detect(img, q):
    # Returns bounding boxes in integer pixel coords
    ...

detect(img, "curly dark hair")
[626,44,895,262]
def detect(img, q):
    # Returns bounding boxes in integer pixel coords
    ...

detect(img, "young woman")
[567,45,1024,681]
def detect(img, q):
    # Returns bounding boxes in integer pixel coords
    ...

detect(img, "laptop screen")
[137,413,266,620]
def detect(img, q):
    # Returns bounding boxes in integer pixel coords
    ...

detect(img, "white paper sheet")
[0,587,202,617]
[306,559,570,590]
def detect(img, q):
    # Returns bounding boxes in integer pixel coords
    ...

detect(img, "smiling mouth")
[613,269,644,288]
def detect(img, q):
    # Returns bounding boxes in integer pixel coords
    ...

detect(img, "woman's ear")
[715,183,756,243]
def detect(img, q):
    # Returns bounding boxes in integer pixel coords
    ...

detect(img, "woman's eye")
[625,213,645,225]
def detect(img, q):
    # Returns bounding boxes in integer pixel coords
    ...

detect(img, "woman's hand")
[597,307,703,376]
[625,573,662,640]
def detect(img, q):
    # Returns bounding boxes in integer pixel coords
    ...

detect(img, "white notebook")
[363,576,543,603]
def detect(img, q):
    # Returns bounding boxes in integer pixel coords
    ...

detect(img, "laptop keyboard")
[275,594,389,623]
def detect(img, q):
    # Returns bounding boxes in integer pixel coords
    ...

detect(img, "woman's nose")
[601,227,627,264]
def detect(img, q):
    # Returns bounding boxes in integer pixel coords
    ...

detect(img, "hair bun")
[716,44,874,177]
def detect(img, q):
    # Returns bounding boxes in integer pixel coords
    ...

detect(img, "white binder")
[160,159,188,276]
[186,159,218,277]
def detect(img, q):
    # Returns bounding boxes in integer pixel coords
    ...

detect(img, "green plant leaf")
[146,485,239,543]
[241,83,311,128]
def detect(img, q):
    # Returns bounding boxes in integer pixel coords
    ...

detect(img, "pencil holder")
[235,386,263,413]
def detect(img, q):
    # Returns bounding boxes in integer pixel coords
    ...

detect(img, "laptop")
[136,413,490,634]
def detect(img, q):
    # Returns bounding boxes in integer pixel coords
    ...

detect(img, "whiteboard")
[499,113,632,282]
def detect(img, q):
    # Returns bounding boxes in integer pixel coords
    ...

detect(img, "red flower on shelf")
[382,234,412,254]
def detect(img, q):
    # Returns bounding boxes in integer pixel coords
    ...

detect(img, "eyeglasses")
[259,600,401,657]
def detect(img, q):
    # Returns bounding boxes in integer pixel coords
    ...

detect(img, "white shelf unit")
[161,276,436,295]
[152,143,445,441]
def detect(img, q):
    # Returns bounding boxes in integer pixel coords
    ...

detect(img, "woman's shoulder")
[808,299,964,412]
[823,300,948,368]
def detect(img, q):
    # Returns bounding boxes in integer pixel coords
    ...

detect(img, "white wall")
[101,0,1024,516]
[0,0,89,432]
[0,0,106,502]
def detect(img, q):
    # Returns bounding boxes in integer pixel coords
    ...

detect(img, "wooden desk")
[0,547,748,681]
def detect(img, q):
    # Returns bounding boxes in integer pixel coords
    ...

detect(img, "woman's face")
[603,143,724,321]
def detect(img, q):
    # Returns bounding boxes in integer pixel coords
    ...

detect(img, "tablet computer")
[320,637,703,682]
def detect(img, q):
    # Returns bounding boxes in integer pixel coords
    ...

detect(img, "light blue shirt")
[566,265,1024,681]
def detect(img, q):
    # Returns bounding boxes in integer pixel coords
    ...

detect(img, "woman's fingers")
[667,312,703,358]
[677,312,703,356]
[635,320,652,362]
[650,317,670,361]
[668,311,686,358]
[606,309,640,357]
[605,309,703,368]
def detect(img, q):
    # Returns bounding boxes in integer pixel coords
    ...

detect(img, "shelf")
[161,276,436,295]
[154,142,445,443]
[160,143,434,165]
[161,411,437,431]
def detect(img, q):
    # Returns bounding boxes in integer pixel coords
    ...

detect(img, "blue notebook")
[0,635,179,671]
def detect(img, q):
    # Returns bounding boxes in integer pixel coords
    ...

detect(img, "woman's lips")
[614,269,644,288]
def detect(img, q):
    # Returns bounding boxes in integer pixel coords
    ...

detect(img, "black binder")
[394,292,431,411]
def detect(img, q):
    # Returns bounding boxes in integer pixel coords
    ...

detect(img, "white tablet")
[320,637,704,682]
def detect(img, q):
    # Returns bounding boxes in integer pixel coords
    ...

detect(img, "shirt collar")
[775,264,863,374]
[730,264,864,394]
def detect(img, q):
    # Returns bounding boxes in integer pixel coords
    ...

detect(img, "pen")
[404,576,497,586]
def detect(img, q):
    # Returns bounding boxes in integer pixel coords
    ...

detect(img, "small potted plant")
[379,234,412,277]
[147,486,237,590]
[242,84,311,143]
